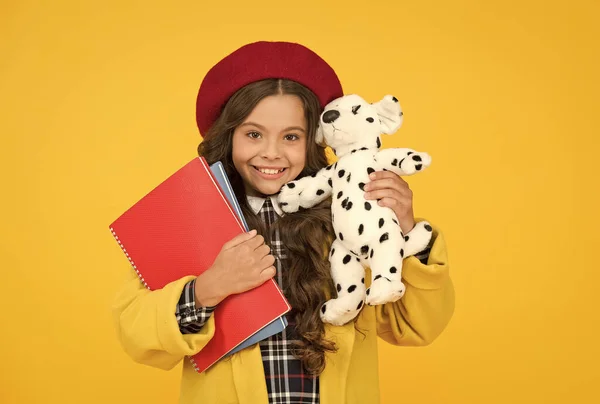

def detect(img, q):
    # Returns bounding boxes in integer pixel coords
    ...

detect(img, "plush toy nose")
[322,110,340,124]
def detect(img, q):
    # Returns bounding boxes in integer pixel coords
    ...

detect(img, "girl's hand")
[194,230,276,307]
[364,170,416,234]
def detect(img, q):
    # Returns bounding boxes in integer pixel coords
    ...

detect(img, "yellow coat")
[112,221,455,404]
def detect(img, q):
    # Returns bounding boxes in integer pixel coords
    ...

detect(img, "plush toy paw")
[277,181,302,213]
[365,276,405,306]
[320,295,364,326]
[401,152,432,175]
[403,220,433,257]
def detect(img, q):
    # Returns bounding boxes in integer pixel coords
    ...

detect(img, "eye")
[352,105,361,115]
[247,131,261,139]
[284,134,300,141]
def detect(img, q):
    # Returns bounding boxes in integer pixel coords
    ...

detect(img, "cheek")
[231,134,252,166]
[290,143,307,169]
[231,140,241,163]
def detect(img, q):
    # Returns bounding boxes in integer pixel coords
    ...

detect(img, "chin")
[255,183,283,196]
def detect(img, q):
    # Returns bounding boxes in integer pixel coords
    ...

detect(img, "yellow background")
[1,0,598,403]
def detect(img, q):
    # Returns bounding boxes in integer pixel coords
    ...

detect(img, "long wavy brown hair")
[197,79,337,375]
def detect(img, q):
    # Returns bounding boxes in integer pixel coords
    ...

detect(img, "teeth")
[258,168,283,175]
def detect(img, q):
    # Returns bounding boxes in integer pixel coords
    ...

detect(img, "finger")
[254,254,275,271]
[365,177,409,193]
[369,170,404,181]
[377,196,403,208]
[391,173,408,187]
[374,183,411,201]
[223,229,258,250]
[243,234,266,250]
[255,244,271,258]
[364,188,407,202]
[374,170,408,184]
[259,265,277,282]
[260,254,276,269]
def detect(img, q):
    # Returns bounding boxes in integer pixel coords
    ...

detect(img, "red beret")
[196,41,344,136]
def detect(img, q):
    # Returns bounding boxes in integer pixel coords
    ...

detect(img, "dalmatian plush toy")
[277,94,434,326]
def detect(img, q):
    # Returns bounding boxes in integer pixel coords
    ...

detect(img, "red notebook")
[109,156,291,373]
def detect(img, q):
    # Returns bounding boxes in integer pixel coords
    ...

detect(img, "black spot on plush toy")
[277,94,434,326]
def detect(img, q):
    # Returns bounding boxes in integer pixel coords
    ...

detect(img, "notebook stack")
[109,157,289,373]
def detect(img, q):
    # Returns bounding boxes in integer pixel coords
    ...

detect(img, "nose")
[261,138,281,159]
[322,110,340,124]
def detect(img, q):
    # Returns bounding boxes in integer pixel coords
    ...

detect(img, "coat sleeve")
[375,220,455,346]
[111,266,216,370]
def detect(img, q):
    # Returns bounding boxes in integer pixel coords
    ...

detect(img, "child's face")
[232,94,307,197]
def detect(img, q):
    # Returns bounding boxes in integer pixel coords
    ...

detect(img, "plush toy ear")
[372,95,404,135]
[315,124,325,145]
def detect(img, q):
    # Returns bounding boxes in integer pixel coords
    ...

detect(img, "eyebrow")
[239,122,306,133]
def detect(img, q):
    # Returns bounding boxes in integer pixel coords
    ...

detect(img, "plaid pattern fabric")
[176,197,432,403]
[258,198,319,404]
[416,240,432,265]
[176,278,215,335]
[175,198,319,403]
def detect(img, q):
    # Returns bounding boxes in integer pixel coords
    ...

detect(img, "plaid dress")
[176,197,319,403]
[175,197,432,403]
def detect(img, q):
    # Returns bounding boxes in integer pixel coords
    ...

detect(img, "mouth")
[252,166,288,179]
[331,126,350,139]
[331,124,347,135]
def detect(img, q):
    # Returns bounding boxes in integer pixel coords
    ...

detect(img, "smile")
[254,166,286,174]
[252,166,288,179]
[331,125,348,137]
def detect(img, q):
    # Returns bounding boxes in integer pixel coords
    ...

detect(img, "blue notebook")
[209,161,288,355]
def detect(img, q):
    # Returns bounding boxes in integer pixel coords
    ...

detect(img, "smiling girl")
[113,41,455,404]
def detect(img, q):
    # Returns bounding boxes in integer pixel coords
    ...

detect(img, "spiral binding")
[112,226,204,372]
[110,227,150,290]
